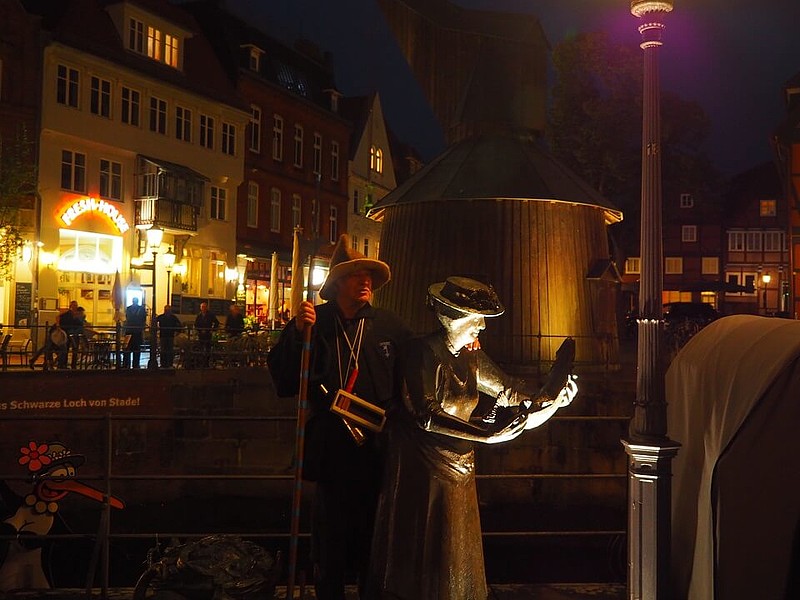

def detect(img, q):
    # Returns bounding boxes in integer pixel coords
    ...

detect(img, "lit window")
[61,150,86,192]
[147,26,162,61]
[728,231,745,252]
[665,257,683,274]
[56,64,79,108]
[625,257,640,274]
[247,181,259,228]
[121,87,140,126]
[329,206,338,243]
[210,187,226,220]
[99,159,122,200]
[270,188,281,233]
[293,124,303,167]
[249,105,261,153]
[681,225,697,242]
[375,148,383,174]
[90,76,111,118]
[272,115,283,160]
[331,141,340,181]
[149,97,167,134]
[222,122,236,156]
[175,106,192,142]
[680,193,693,208]
[200,114,215,149]
[292,194,301,229]
[760,199,777,217]
[313,132,322,175]
[701,257,719,275]
[164,34,179,68]
[128,18,144,54]
[370,146,376,171]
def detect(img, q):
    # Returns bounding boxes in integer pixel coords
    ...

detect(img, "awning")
[138,155,211,182]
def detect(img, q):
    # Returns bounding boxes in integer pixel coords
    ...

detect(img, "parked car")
[663,302,720,325]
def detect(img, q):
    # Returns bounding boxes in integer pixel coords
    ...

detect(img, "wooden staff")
[287,254,314,599]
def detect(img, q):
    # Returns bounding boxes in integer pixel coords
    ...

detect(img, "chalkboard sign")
[177,296,229,317]
[14,282,32,326]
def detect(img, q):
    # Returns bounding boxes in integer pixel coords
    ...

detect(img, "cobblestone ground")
[6,583,627,599]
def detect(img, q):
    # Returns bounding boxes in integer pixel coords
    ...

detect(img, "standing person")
[268,234,411,600]
[368,277,577,600]
[29,323,68,370]
[156,305,183,368]
[194,301,219,366]
[123,297,147,369]
[57,301,80,368]
[224,304,245,338]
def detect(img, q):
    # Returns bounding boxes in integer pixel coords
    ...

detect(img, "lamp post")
[164,246,176,304]
[146,225,163,369]
[623,2,680,599]
[762,272,771,313]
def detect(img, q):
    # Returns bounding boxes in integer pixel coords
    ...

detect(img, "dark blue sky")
[226,0,800,176]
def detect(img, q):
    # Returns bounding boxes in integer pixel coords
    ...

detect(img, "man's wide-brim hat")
[428,276,505,317]
[319,234,391,301]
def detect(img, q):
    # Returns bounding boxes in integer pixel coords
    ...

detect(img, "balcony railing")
[135,197,197,231]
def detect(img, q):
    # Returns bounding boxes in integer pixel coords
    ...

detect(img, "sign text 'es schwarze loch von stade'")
[60,197,130,234]
[0,396,142,411]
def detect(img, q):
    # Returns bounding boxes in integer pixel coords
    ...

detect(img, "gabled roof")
[182,0,339,111]
[369,131,622,224]
[338,94,374,160]
[20,0,247,111]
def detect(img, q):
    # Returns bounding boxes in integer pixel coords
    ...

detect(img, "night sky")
[224,0,800,176]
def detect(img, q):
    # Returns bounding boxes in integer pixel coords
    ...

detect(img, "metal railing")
[0,323,276,371]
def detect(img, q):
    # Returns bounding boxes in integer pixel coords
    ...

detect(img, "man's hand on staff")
[295,300,317,332]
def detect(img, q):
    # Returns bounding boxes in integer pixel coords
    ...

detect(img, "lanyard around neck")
[336,316,365,391]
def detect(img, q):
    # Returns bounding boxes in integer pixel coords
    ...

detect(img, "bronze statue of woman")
[368,276,577,600]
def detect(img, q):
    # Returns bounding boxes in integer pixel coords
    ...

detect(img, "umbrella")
[290,227,304,317]
[269,252,280,327]
[112,270,124,322]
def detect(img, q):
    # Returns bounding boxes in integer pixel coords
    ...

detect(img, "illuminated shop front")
[38,196,131,327]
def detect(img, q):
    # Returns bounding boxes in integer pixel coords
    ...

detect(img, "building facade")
[12,0,249,338]
[186,1,351,326]
[340,92,397,260]
[775,71,800,319]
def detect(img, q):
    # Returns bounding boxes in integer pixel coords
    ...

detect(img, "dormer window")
[126,15,181,69]
[248,47,263,72]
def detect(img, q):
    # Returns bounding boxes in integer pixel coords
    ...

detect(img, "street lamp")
[164,246,176,302]
[145,225,163,369]
[623,2,680,599]
[762,272,771,312]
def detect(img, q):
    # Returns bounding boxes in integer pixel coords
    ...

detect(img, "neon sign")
[60,197,130,234]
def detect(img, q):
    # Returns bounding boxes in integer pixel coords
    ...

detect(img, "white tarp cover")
[667,314,800,599]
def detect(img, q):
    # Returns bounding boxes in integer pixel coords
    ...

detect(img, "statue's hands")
[556,374,578,408]
[487,411,528,444]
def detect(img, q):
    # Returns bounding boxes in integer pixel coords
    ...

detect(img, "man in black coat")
[156,304,183,368]
[268,234,411,600]
[123,297,147,368]
[194,302,219,366]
